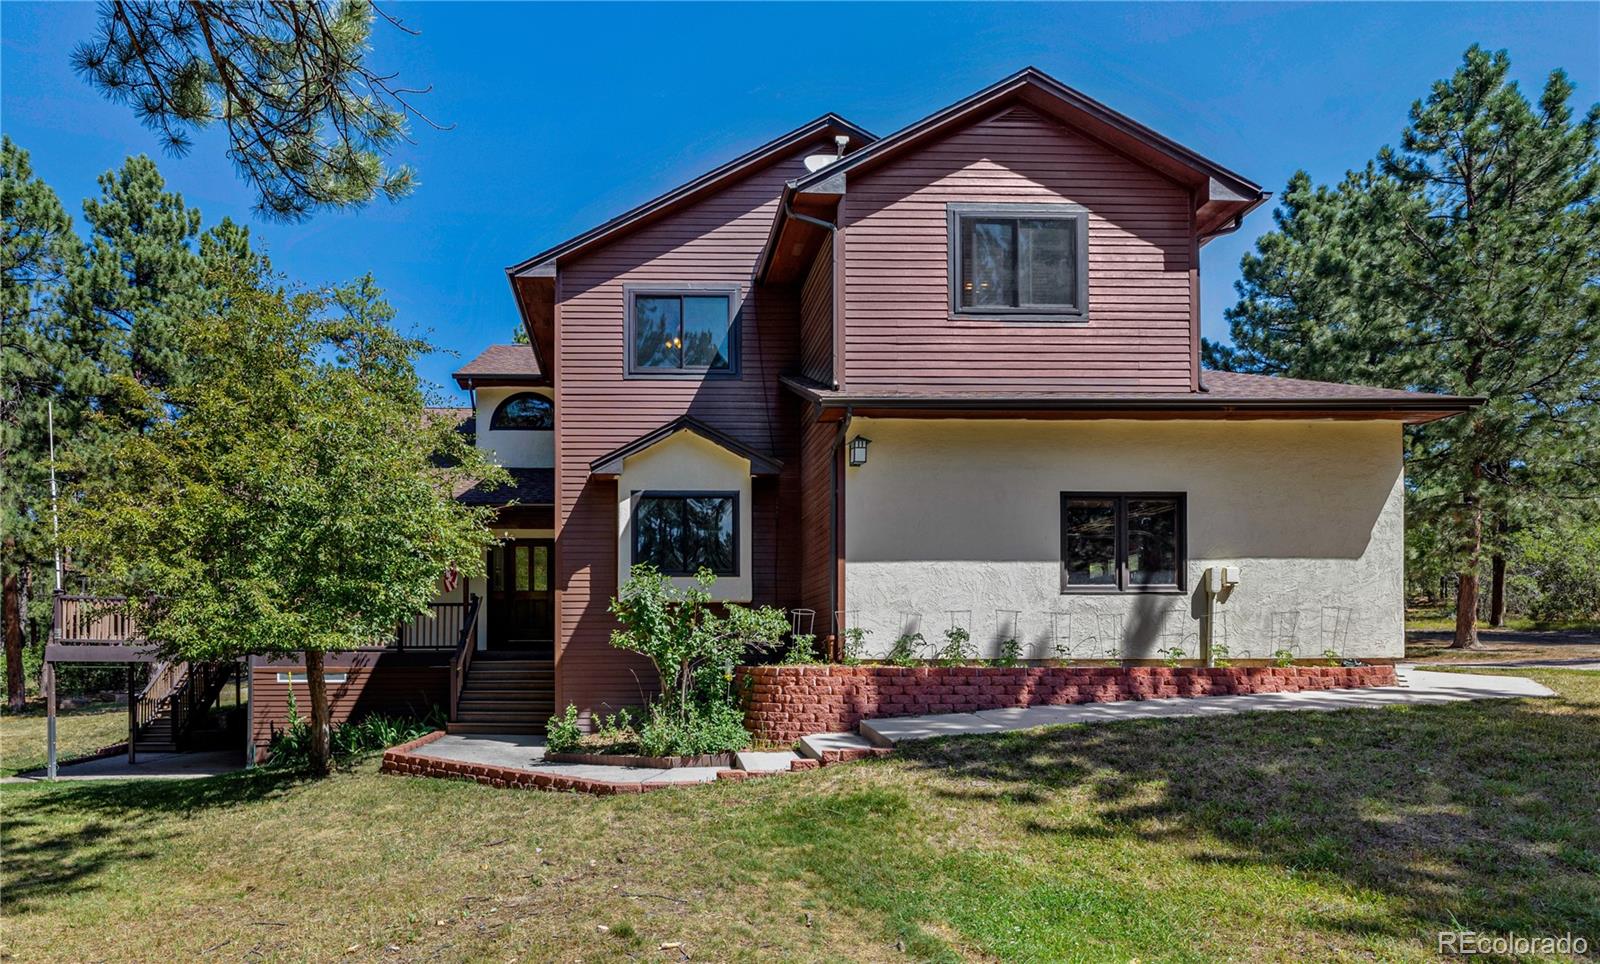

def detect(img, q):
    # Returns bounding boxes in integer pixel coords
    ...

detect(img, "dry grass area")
[3,670,1597,962]
[1406,629,1600,665]
[0,700,129,778]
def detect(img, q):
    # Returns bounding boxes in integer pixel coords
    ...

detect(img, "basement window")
[275,671,349,684]
[950,203,1089,320]
[632,491,738,577]
[1061,494,1185,593]
[626,286,740,376]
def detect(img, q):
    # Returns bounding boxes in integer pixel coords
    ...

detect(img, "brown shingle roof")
[453,467,554,506]
[452,344,545,388]
[780,372,1480,425]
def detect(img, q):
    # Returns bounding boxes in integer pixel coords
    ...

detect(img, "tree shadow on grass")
[1,767,304,913]
[897,684,1600,947]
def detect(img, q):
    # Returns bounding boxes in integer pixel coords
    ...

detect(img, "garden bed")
[544,751,734,769]
[738,664,1398,742]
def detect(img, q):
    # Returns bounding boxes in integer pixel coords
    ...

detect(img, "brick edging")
[737,664,1399,743]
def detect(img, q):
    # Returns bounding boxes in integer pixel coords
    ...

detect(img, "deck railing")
[396,601,475,651]
[53,594,140,644]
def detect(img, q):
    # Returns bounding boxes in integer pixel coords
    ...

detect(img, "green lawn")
[3,670,1596,962]
[0,700,129,778]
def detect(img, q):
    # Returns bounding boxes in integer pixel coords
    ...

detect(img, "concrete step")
[734,750,801,772]
[796,731,880,762]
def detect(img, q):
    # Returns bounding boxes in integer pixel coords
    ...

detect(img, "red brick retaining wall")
[738,664,1398,743]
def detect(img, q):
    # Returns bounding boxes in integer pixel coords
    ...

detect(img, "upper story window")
[626,285,739,376]
[1061,493,1185,593]
[949,203,1089,321]
[490,392,553,430]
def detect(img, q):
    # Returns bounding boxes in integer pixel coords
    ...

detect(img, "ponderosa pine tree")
[0,138,100,711]
[1206,46,1600,648]
[64,267,504,775]
[72,1,431,221]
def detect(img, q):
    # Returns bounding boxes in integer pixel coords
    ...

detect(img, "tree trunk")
[1452,491,1482,650]
[304,650,332,776]
[3,557,25,712]
[1489,553,1507,628]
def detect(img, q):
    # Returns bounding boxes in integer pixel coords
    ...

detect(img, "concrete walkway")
[852,667,1556,747]
[5,749,245,783]
[410,733,727,787]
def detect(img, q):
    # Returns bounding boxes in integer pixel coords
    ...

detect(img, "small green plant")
[1323,648,1341,666]
[888,632,925,667]
[840,626,870,665]
[545,703,583,753]
[1211,643,1233,668]
[1273,649,1296,667]
[1162,647,1186,668]
[993,637,1023,667]
[781,633,819,664]
[592,707,637,746]
[268,705,443,770]
[935,626,973,665]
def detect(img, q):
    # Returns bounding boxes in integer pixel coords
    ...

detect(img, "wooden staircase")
[134,660,239,753]
[447,656,554,734]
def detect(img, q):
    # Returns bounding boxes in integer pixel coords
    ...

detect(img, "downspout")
[829,406,853,660]
[783,201,842,390]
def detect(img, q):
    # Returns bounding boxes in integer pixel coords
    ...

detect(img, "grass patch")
[2,670,1596,960]
[0,701,128,778]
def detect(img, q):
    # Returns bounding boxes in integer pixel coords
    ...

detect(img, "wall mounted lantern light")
[848,435,871,467]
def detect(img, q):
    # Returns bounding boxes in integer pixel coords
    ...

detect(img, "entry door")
[486,540,554,655]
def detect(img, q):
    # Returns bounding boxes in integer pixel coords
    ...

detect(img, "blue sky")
[4,2,1597,402]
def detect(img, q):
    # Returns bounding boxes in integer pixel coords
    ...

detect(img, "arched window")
[490,392,554,430]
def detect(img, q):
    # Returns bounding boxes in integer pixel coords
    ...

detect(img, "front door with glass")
[485,540,554,656]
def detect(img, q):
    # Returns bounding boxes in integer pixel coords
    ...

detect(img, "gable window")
[489,392,553,430]
[1061,493,1185,592]
[949,203,1088,320]
[632,491,738,576]
[626,286,739,376]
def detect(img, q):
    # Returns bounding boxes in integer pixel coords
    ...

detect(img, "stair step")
[455,712,549,724]
[447,721,544,735]
[458,686,553,697]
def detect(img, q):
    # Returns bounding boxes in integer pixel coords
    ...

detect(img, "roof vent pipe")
[834,135,850,158]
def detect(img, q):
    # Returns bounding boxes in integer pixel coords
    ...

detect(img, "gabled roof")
[793,66,1261,201]
[506,113,875,277]
[453,344,545,389]
[589,415,783,478]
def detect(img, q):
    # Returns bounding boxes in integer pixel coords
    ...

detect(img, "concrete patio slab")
[735,750,800,772]
[856,668,1556,747]
[5,749,244,783]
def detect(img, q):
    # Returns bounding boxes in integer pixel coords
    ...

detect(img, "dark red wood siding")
[798,234,835,385]
[838,106,1196,392]
[248,652,448,759]
[552,147,820,717]
[798,416,837,643]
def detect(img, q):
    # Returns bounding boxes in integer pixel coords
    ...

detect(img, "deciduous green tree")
[73,1,431,221]
[64,268,503,774]
[1207,46,1600,647]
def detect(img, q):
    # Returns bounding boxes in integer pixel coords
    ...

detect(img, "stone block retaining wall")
[738,664,1398,743]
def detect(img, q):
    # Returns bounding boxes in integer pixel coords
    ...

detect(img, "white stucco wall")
[615,430,753,602]
[843,418,1406,660]
[474,386,555,468]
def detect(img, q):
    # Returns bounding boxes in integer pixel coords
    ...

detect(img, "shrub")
[1162,647,1185,668]
[887,632,924,667]
[993,637,1023,668]
[608,565,788,755]
[545,703,583,753]
[1211,643,1233,668]
[1273,648,1296,667]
